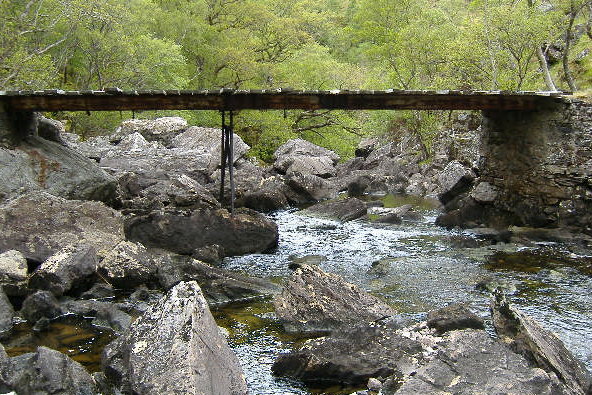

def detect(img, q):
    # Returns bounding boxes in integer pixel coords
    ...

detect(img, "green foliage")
[1,0,591,158]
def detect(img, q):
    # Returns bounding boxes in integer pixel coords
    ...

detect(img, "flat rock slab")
[102,281,248,394]
[274,264,396,334]
[426,303,485,334]
[0,192,125,262]
[300,197,367,222]
[396,329,563,395]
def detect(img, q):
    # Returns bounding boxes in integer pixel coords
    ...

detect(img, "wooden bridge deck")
[0,89,567,112]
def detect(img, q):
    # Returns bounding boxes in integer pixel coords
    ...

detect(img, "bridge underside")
[0,89,567,112]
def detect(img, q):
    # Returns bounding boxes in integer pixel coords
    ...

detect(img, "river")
[216,195,592,394]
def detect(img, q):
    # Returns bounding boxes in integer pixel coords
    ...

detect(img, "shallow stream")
[4,195,592,394]
[218,195,592,394]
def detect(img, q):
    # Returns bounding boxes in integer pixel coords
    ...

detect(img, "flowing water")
[4,194,592,394]
[218,195,592,394]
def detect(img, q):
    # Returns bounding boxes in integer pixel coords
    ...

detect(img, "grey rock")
[29,244,98,296]
[274,139,339,177]
[102,281,248,394]
[355,138,379,158]
[436,160,475,204]
[192,244,225,265]
[396,329,562,395]
[492,292,592,395]
[125,207,278,257]
[374,212,403,224]
[0,250,28,282]
[0,135,118,205]
[301,197,367,222]
[37,116,67,146]
[3,346,98,394]
[0,288,15,339]
[80,283,115,300]
[272,320,424,386]
[156,253,279,304]
[241,187,289,212]
[274,264,396,333]
[426,303,485,334]
[113,117,188,146]
[0,192,125,262]
[285,173,338,203]
[470,181,499,203]
[347,175,372,197]
[92,306,132,334]
[20,290,63,324]
[98,241,159,289]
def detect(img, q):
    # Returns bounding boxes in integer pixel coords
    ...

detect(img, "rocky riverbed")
[0,114,590,394]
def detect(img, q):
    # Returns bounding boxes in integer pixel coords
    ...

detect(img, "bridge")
[0,88,567,111]
[1,89,585,230]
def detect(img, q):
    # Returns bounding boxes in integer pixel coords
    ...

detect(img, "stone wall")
[440,99,592,234]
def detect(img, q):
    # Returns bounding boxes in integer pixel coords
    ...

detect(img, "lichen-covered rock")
[125,207,278,257]
[300,197,367,222]
[396,329,563,395]
[112,117,188,146]
[0,135,118,205]
[272,320,425,386]
[437,160,475,205]
[29,244,98,296]
[0,250,28,297]
[492,292,592,395]
[98,241,159,289]
[0,288,15,339]
[274,264,396,333]
[102,281,248,394]
[285,173,338,204]
[20,290,63,324]
[274,139,339,178]
[0,192,125,263]
[2,345,98,394]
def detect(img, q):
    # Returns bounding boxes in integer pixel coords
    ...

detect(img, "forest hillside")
[1,0,591,160]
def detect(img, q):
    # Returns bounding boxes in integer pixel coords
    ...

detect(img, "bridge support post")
[219,110,236,215]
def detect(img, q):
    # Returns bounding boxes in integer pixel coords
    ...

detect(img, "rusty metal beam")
[0,89,567,112]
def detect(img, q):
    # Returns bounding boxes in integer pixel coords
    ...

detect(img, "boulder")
[155,253,280,304]
[273,264,396,334]
[80,283,115,300]
[426,303,485,334]
[102,281,248,394]
[0,250,28,283]
[0,288,15,339]
[300,197,367,222]
[98,241,159,289]
[20,290,63,324]
[125,207,278,257]
[436,160,475,205]
[492,292,592,395]
[0,135,118,205]
[29,244,98,296]
[240,187,289,212]
[285,173,338,204]
[396,329,563,395]
[355,137,379,158]
[61,299,132,334]
[2,345,98,394]
[0,192,125,262]
[272,320,425,386]
[112,117,188,146]
[274,139,339,177]
[470,181,499,203]
[170,127,250,167]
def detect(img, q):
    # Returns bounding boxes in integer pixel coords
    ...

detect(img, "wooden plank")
[0,90,565,112]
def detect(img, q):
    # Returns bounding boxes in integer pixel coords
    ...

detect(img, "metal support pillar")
[219,110,235,215]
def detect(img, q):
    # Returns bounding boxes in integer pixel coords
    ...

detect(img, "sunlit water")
[220,196,592,394]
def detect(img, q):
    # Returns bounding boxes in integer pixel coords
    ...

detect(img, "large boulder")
[0,288,15,339]
[155,253,280,304]
[29,244,98,296]
[0,250,28,296]
[112,117,188,146]
[300,197,367,222]
[125,207,278,257]
[97,241,159,289]
[0,192,125,262]
[1,345,99,394]
[284,173,338,204]
[396,329,563,395]
[274,264,396,334]
[102,281,248,394]
[437,160,475,205]
[492,292,592,395]
[272,320,426,386]
[274,139,340,178]
[20,290,63,324]
[0,135,118,205]
[426,303,485,334]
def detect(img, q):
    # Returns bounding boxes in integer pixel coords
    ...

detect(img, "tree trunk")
[563,6,578,92]
[536,46,557,91]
